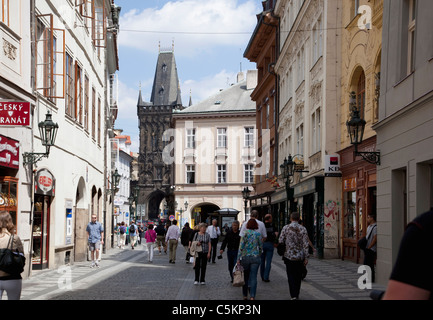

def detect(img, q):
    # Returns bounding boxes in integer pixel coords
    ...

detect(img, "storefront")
[0,135,19,228]
[32,168,55,270]
[293,176,325,259]
[339,136,377,263]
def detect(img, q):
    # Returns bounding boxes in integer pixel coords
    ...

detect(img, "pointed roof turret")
[150,49,183,107]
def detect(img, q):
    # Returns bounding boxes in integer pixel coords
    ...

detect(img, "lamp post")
[176,201,189,229]
[23,111,59,165]
[280,155,295,224]
[346,91,381,165]
[242,186,251,221]
[109,168,121,252]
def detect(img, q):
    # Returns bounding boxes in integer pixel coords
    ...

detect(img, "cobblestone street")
[20,242,385,301]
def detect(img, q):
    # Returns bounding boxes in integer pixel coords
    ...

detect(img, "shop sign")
[344,178,357,191]
[325,155,342,177]
[0,135,19,169]
[35,169,55,196]
[0,102,30,126]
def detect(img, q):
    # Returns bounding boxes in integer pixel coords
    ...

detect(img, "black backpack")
[129,224,135,234]
[119,226,125,234]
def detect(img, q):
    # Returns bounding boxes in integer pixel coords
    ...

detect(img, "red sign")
[0,135,19,169]
[0,101,30,126]
[35,169,55,196]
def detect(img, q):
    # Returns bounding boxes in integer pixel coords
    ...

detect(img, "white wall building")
[0,0,120,273]
[275,0,342,258]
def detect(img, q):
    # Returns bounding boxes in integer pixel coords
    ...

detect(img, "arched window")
[357,72,366,118]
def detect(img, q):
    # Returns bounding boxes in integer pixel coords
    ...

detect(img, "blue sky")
[114,0,261,152]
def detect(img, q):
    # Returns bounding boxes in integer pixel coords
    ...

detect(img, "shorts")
[89,241,101,251]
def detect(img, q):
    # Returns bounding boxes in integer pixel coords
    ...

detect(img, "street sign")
[0,102,30,126]
[169,215,175,221]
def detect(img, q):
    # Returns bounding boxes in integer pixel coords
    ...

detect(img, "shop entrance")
[32,195,50,270]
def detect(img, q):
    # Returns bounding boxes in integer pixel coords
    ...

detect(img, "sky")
[114,0,261,152]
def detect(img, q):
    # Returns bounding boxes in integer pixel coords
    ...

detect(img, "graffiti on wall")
[324,200,340,248]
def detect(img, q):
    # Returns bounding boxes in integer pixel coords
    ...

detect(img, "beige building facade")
[172,71,257,227]
[338,0,383,263]
[275,0,342,259]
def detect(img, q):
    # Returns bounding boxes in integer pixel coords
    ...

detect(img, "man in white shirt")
[240,210,267,241]
[206,219,221,263]
[165,220,180,264]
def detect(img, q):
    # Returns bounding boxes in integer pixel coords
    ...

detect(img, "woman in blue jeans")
[237,219,263,300]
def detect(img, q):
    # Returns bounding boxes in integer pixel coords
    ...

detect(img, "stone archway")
[191,203,220,226]
[147,190,166,221]
[74,177,88,262]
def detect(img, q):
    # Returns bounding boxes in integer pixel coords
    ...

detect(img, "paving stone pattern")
[20,242,385,301]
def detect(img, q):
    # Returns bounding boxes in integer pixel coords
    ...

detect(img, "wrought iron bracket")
[355,151,381,166]
[23,152,48,166]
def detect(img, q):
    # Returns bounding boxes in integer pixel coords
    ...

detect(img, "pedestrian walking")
[237,219,263,300]
[155,222,167,254]
[220,220,241,282]
[364,213,377,283]
[165,220,180,263]
[261,214,278,282]
[119,222,126,249]
[383,208,433,300]
[125,224,129,245]
[0,211,24,300]
[278,212,309,300]
[181,223,193,263]
[129,220,138,250]
[206,219,221,263]
[240,210,267,240]
[114,223,121,248]
[86,214,104,268]
[191,223,211,285]
[144,224,157,263]
[138,224,145,246]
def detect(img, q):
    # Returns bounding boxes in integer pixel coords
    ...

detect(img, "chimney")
[237,71,245,83]
[246,70,258,90]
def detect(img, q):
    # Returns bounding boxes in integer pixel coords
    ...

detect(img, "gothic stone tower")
[137,48,183,221]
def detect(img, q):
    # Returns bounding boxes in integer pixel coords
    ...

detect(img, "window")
[407,0,416,75]
[97,97,101,145]
[65,53,75,118]
[92,87,96,139]
[266,102,270,129]
[312,17,323,64]
[296,124,304,156]
[84,75,89,131]
[1,0,9,26]
[288,66,293,100]
[244,127,254,147]
[75,63,83,123]
[352,0,360,19]
[357,72,366,118]
[244,164,254,183]
[217,128,227,148]
[311,109,321,154]
[217,165,227,183]
[186,128,196,149]
[186,165,195,184]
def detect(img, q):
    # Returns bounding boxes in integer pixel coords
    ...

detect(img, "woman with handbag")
[237,219,262,300]
[0,211,25,300]
[190,223,211,285]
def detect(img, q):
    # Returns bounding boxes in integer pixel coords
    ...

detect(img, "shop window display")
[0,177,18,229]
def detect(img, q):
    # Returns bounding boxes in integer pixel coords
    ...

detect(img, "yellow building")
[338,0,383,263]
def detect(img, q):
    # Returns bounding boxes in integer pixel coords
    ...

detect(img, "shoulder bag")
[358,225,376,251]
[0,234,26,275]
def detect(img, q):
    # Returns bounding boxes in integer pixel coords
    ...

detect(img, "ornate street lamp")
[280,155,296,224]
[109,168,121,252]
[346,91,381,165]
[23,111,59,165]
[242,186,251,221]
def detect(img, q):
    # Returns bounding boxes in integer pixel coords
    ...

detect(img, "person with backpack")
[155,223,167,255]
[118,222,126,249]
[129,220,138,250]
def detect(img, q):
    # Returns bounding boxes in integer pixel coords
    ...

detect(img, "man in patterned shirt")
[278,212,309,300]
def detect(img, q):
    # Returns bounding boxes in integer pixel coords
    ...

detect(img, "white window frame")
[186,165,195,184]
[186,128,196,149]
[297,124,304,156]
[217,128,227,148]
[244,127,254,148]
[244,164,254,183]
[217,164,227,184]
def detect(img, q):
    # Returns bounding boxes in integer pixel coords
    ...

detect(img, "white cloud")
[118,0,259,57]
[180,69,238,105]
